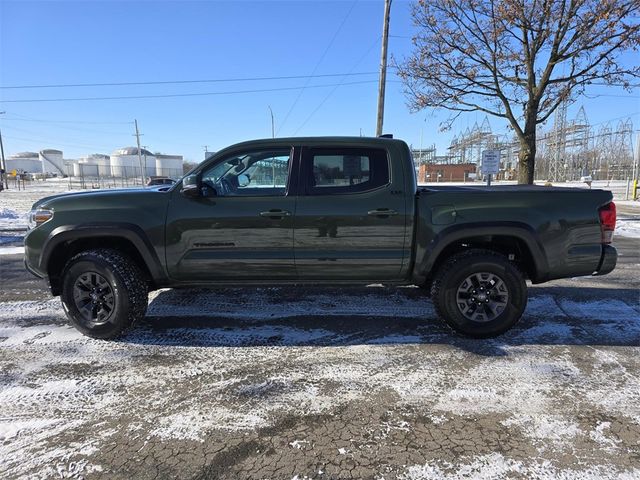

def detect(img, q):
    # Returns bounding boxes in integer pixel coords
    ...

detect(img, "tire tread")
[62,248,148,339]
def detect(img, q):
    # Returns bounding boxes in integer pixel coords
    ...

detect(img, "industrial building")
[417,163,477,183]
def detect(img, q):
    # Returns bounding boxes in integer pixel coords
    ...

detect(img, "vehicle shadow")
[121,285,640,355]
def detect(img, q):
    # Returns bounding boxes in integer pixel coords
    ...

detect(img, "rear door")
[293,145,407,280]
[165,146,298,281]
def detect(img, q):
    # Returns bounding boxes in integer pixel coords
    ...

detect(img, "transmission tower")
[549,100,568,181]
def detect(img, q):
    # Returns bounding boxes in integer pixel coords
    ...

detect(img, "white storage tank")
[82,154,109,176]
[73,160,99,177]
[6,152,42,173]
[143,151,156,178]
[111,147,154,178]
[39,149,65,175]
[155,154,184,178]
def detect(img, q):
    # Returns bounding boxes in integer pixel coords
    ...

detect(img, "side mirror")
[181,183,201,198]
[181,174,201,198]
[237,174,250,188]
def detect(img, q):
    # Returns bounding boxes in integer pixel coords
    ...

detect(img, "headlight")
[28,208,54,229]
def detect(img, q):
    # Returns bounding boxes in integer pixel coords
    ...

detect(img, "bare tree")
[397,0,640,184]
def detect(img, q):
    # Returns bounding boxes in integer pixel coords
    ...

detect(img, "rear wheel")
[430,249,527,338]
[60,249,148,339]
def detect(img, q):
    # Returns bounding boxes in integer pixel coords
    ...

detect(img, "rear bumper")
[593,244,617,276]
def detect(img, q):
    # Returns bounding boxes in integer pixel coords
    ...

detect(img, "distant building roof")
[10,152,39,159]
[155,154,183,160]
[112,147,154,157]
[40,149,62,154]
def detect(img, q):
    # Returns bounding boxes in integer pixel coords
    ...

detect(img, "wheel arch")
[418,222,549,284]
[42,223,166,295]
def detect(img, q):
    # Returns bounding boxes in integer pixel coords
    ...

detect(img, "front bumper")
[23,229,48,279]
[593,244,617,276]
[24,256,46,279]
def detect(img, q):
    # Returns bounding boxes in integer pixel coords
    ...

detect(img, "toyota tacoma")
[24,137,617,339]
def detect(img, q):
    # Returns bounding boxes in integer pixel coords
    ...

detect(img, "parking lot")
[0,225,639,479]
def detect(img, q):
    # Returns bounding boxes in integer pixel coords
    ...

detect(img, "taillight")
[598,202,616,244]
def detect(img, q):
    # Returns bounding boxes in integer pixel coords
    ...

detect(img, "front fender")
[38,222,167,283]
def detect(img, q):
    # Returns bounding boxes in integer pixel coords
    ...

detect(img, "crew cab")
[24,137,617,339]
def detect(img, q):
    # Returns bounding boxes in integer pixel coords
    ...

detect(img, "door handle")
[367,208,399,217]
[259,209,292,218]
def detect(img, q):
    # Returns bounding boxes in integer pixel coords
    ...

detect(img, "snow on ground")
[0,207,28,231]
[0,246,25,255]
[0,288,638,478]
[616,199,640,210]
[400,452,640,480]
[0,179,73,219]
[616,216,640,239]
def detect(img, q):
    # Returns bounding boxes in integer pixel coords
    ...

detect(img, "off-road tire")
[430,249,527,338]
[60,248,148,339]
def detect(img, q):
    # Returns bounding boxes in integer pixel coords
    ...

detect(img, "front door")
[294,146,407,280]
[166,146,297,281]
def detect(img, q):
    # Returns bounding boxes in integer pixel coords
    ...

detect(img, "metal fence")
[63,163,184,190]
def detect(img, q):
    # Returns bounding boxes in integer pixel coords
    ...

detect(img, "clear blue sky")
[1,0,638,163]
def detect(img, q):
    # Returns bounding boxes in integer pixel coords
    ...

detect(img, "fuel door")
[430,204,457,225]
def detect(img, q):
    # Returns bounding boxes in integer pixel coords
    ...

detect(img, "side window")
[305,147,389,194]
[201,148,291,197]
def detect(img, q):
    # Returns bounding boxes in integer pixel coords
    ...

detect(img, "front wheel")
[60,249,148,339]
[430,249,527,338]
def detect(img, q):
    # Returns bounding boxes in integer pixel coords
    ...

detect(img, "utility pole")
[0,111,7,190]
[133,119,145,185]
[633,131,640,181]
[268,106,275,138]
[142,145,149,182]
[376,0,392,137]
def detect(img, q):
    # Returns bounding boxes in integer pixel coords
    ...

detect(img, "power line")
[0,113,132,125]
[276,0,360,136]
[0,80,379,104]
[589,111,640,127]
[1,133,115,151]
[0,72,378,89]
[294,36,381,135]
[0,117,132,136]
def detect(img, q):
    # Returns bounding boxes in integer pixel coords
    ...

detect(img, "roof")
[213,136,404,154]
[235,136,399,144]
[40,149,62,154]
[112,147,154,157]
[10,151,39,159]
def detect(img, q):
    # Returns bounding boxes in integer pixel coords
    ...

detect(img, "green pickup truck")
[24,136,617,339]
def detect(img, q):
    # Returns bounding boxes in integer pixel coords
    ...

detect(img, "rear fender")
[417,222,549,283]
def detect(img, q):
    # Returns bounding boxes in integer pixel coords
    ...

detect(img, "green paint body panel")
[24,136,617,292]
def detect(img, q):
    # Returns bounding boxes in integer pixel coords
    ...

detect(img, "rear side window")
[304,147,389,194]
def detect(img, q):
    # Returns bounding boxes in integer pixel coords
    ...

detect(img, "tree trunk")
[517,117,537,184]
